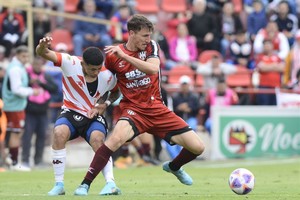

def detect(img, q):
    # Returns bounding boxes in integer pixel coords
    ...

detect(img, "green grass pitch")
[0,157,299,200]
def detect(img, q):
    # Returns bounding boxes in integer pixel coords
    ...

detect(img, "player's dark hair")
[127,14,154,33]
[83,47,104,66]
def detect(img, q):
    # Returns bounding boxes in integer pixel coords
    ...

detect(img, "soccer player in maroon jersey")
[74,14,205,195]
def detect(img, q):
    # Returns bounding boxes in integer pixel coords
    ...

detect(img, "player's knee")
[90,137,104,151]
[193,141,205,156]
[105,135,124,152]
[53,129,69,147]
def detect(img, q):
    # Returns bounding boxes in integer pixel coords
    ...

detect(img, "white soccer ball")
[228,168,255,195]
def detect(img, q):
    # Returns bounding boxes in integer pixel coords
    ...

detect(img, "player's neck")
[125,42,138,52]
[85,75,97,83]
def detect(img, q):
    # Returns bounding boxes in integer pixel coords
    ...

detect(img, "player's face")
[132,28,152,51]
[82,62,102,78]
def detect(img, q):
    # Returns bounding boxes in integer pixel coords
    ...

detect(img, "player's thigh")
[171,130,205,155]
[105,120,135,152]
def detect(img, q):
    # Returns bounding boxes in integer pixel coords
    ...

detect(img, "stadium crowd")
[0,0,300,172]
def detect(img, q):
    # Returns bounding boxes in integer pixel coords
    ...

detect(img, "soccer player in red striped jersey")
[74,14,205,195]
[36,37,121,196]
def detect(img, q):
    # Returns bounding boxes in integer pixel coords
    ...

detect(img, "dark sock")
[169,148,198,171]
[121,145,129,157]
[142,143,151,156]
[82,144,113,186]
[9,147,19,165]
[136,146,145,157]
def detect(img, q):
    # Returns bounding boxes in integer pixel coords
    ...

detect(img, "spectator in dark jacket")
[172,75,200,131]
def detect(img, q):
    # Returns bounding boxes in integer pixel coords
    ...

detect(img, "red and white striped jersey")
[54,52,117,117]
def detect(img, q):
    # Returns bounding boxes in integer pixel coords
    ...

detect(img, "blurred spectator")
[217,1,244,57]
[33,0,65,26]
[0,8,25,58]
[204,75,239,134]
[150,16,174,70]
[73,0,112,56]
[109,4,132,42]
[253,21,290,60]
[0,45,9,70]
[0,98,7,171]
[255,39,285,105]
[79,0,114,19]
[246,0,268,42]
[270,0,298,47]
[228,30,254,69]
[172,75,200,131]
[284,30,300,87]
[268,0,298,16]
[187,0,220,52]
[2,46,40,171]
[21,57,58,169]
[196,53,236,89]
[33,13,51,51]
[289,69,300,91]
[169,23,198,70]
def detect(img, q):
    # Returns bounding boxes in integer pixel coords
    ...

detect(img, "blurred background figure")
[197,53,236,90]
[0,98,7,172]
[246,0,267,42]
[172,75,200,131]
[187,0,220,52]
[0,8,25,58]
[2,46,40,171]
[217,1,244,58]
[21,57,57,170]
[33,12,51,51]
[228,30,253,69]
[255,39,285,105]
[169,23,198,70]
[284,30,300,88]
[270,0,298,47]
[253,21,290,61]
[204,76,239,134]
[109,4,132,42]
[73,0,112,56]
[0,45,9,70]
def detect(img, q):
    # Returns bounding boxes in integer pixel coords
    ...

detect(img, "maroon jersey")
[105,40,191,140]
[105,41,162,109]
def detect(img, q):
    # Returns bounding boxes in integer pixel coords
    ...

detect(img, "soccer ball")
[228,168,255,195]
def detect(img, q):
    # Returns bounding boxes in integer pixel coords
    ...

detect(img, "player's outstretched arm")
[36,36,58,63]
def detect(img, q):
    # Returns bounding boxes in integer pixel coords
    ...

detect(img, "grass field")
[0,157,299,200]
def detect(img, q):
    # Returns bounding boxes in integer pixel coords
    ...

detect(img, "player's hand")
[38,36,53,49]
[87,103,107,118]
[104,45,125,59]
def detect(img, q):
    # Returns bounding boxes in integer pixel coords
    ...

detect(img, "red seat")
[50,29,74,53]
[198,50,222,63]
[226,66,252,88]
[64,0,80,13]
[168,65,195,85]
[135,0,159,13]
[195,74,204,87]
[161,0,187,12]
